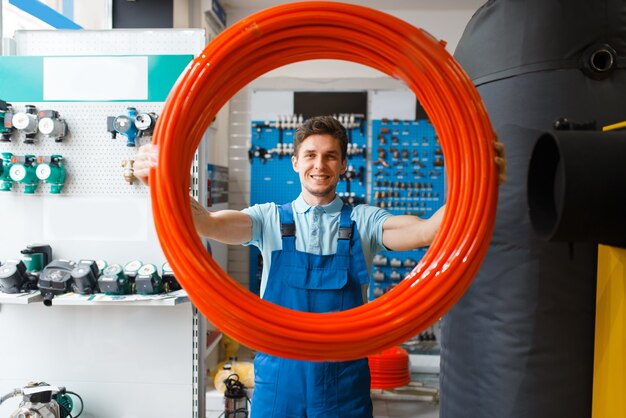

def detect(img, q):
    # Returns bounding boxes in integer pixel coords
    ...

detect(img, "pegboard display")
[0,102,161,197]
[368,119,445,301]
[0,30,210,418]
[247,115,367,294]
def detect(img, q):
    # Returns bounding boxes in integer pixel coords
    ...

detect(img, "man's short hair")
[293,116,348,161]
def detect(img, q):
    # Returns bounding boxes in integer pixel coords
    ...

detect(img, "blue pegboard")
[368,119,445,301]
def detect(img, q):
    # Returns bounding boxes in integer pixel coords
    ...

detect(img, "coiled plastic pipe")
[151,1,497,361]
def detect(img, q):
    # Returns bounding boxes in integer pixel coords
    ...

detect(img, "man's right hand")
[133,143,159,185]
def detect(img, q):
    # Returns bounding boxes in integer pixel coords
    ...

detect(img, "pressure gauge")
[137,263,157,276]
[9,155,39,194]
[38,110,67,142]
[135,112,157,135]
[123,260,143,278]
[12,112,38,133]
[35,163,51,180]
[103,264,123,278]
[12,105,39,143]
[96,260,108,272]
[114,115,132,133]
[9,164,26,182]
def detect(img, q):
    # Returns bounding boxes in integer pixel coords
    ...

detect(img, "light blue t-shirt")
[242,194,392,298]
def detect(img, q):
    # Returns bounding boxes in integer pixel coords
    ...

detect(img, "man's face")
[292,134,346,204]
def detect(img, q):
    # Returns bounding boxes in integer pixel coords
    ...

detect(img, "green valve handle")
[0,152,13,191]
[9,154,38,194]
[36,154,66,194]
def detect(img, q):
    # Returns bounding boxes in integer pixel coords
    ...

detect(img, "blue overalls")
[250,202,373,418]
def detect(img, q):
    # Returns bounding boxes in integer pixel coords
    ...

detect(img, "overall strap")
[337,203,353,256]
[278,202,296,251]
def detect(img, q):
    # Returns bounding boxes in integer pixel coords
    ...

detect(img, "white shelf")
[1,290,190,306]
[49,289,190,306]
[0,291,42,304]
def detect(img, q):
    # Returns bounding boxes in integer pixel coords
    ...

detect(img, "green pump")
[9,154,39,193]
[0,152,13,191]
[36,155,66,194]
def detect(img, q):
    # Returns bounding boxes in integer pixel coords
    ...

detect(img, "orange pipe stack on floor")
[151,1,498,361]
[369,346,411,389]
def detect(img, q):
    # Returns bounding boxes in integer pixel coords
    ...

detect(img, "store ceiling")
[221,0,485,12]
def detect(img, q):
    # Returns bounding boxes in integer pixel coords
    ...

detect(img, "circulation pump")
[0,382,83,418]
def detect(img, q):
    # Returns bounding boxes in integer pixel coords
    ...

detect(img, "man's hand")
[494,139,507,185]
[133,143,159,185]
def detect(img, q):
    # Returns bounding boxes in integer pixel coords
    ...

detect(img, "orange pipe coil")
[151,1,498,361]
[369,346,411,389]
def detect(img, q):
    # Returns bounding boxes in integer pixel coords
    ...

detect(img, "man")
[134,115,505,418]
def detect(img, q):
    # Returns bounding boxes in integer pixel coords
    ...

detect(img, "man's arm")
[382,138,505,251]
[382,206,444,251]
[134,143,252,245]
[190,198,252,244]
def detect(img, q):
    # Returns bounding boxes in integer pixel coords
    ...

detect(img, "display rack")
[0,291,42,304]
[0,29,211,418]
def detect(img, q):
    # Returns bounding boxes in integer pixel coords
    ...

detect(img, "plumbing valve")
[9,154,39,194]
[134,112,158,137]
[121,159,136,185]
[107,107,139,147]
[38,110,67,142]
[0,100,15,142]
[36,155,66,194]
[0,152,14,191]
[12,105,39,143]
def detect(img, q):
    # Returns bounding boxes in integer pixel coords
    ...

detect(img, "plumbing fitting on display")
[0,382,84,418]
[10,154,39,193]
[70,260,100,295]
[36,155,66,194]
[0,260,29,294]
[38,110,68,142]
[150,1,497,360]
[107,107,140,147]
[38,259,77,306]
[0,152,14,191]
[121,159,136,184]
[12,104,39,143]
[98,264,131,295]
[162,262,181,292]
[21,243,53,291]
[135,112,158,137]
[0,100,15,141]
[135,263,163,295]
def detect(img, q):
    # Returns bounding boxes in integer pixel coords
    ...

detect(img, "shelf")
[0,291,43,304]
[1,290,190,306]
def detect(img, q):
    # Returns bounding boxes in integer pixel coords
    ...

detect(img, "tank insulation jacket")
[151,1,498,361]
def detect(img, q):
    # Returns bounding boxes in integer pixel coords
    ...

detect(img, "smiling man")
[134,115,503,418]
